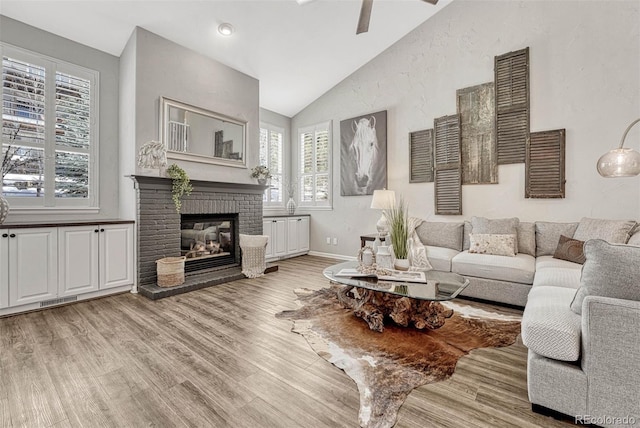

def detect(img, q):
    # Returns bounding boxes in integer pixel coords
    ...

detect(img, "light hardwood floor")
[0,255,571,428]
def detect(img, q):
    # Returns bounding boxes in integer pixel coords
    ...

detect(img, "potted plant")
[386,197,409,270]
[251,165,272,185]
[166,164,192,213]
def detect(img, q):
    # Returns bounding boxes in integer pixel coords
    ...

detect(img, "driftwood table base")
[336,285,454,332]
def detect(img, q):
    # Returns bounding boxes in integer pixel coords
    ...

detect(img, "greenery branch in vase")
[250,165,272,185]
[285,175,297,215]
[385,197,410,271]
[166,164,192,213]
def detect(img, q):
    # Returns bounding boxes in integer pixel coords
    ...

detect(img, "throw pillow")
[570,239,640,314]
[468,234,516,257]
[628,225,640,246]
[553,235,586,264]
[535,222,579,256]
[415,222,464,251]
[517,222,536,256]
[471,216,519,253]
[193,223,204,231]
[572,217,636,244]
[463,221,472,251]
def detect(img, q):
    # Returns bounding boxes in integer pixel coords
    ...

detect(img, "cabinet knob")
[297,218,301,222]
[94,229,100,233]
[273,220,277,223]
[1,233,7,238]
[9,234,16,238]
[100,228,105,232]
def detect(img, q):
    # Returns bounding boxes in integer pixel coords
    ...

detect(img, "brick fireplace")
[131,176,264,299]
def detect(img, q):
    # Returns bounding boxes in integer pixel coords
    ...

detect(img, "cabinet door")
[263,219,274,260]
[273,219,288,258]
[100,224,134,289]
[298,217,310,253]
[287,218,300,254]
[58,226,99,297]
[0,234,8,309]
[9,228,58,307]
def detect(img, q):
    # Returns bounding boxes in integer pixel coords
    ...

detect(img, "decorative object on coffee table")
[386,196,409,270]
[166,164,192,213]
[250,165,271,185]
[276,286,521,428]
[597,117,640,177]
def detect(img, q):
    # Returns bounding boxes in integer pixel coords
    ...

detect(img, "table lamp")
[370,189,396,236]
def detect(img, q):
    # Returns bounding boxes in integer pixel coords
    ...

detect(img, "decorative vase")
[394,258,410,271]
[286,197,296,215]
[0,196,8,225]
[376,245,393,269]
[257,178,267,185]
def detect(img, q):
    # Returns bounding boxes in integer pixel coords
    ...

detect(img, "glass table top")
[323,260,469,302]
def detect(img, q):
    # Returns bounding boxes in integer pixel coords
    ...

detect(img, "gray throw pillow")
[535,221,578,257]
[471,216,519,253]
[463,221,472,251]
[573,217,637,244]
[570,239,640,314]
[415,222,464,251]
[517,222,536,256]
[628,226,640,246]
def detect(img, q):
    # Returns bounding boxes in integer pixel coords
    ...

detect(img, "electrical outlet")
[326,237,331,244]
[333,237,338,245]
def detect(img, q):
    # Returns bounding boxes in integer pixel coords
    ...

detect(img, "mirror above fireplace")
[160,97,246,168]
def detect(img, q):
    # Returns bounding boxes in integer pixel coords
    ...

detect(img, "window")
[259,123,284,207]
[298,121,331,208]
[1,44,98,208]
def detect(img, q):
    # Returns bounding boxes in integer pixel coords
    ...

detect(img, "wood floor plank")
[0,255,573,427]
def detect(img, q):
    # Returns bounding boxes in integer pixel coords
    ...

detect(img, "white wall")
[291,0,640,258]
[1,16,121,222]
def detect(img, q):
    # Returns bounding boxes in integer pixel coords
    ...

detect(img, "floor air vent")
[40,296,78,308]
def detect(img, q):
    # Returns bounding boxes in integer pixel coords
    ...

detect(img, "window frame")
[1,43,99,210]
[297,120,332,210]
[259,122,285,209]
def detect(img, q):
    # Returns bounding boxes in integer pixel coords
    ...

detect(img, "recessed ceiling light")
[218,23,234,37]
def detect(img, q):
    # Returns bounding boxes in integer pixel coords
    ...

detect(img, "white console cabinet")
[263,215,310,261]
[1,221,134,316]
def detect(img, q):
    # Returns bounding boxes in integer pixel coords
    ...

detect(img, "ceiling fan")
[296,0,439,35]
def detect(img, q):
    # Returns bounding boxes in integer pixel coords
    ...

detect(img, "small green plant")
[166,164,192,213]
[250,165,272,180]
[386,197,409,259]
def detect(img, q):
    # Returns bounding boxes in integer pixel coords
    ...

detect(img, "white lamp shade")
[370,189,396,210]
[597,148,640,177]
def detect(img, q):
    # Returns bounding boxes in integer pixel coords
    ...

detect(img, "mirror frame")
[159,96,247,168]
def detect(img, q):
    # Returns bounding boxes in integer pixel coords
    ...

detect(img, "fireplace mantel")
[130,175,267,194]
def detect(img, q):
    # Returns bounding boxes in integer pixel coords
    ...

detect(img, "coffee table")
[323,261,469,332]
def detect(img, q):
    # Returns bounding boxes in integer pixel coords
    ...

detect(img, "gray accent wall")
[291,0,640,259]
[1,15,120,222]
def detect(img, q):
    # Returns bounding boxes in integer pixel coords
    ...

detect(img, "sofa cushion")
[570,239,640,314]
[553,235,586,264]
[517,222,536,256]
[463,221,472,251]
[452,251,535,284]
[535,221,578,256]
[522,286,582,361]
[468,233,516,256]
[425,245,459,272]
[533,256,582,289]
[572,217,636,244]
[471,216,519,252]
[415,222,464,251]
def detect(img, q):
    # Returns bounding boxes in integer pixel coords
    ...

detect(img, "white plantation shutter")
[259,123,283,206]
[1,44,98,207]
[298,121,331,208]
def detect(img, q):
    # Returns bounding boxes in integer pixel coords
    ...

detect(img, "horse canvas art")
[340,111,387,196]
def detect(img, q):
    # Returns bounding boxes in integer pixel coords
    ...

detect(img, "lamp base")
[375,214,388,236]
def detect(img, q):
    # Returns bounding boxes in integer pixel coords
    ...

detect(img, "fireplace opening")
[180,213,238,273]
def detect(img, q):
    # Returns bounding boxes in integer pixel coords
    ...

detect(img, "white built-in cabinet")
[263,215,310,261]
[1,222,134,316]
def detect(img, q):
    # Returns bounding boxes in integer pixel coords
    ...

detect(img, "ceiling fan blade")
[421,0,439,4]
[356,0,373,35]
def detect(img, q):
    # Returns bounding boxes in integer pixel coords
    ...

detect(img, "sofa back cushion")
[463,221,472,251]
[517,222,536,256]
[628,225,640,246]
[572,217,637,244]
[570,239,640,314]
[535,222,578,256]
[415,221,464,251]
[471,216,519,253]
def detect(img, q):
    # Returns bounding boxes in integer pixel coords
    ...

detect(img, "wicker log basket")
[156,256,186,287]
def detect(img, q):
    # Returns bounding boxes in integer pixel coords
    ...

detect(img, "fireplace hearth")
[131,176,264,299]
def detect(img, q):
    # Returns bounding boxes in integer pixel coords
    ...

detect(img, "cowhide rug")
[276,286,521,428]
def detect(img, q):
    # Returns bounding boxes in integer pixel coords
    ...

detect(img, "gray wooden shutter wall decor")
[409,129,434,183]
[434,114,462,215]
[495,47,530,165]
[457,82,498,184]
[526,129,566,199]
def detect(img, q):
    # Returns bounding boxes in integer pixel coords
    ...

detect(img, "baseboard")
[308,251,356,261]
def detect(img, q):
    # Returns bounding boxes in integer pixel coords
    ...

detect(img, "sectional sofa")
[414,217,640,426]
